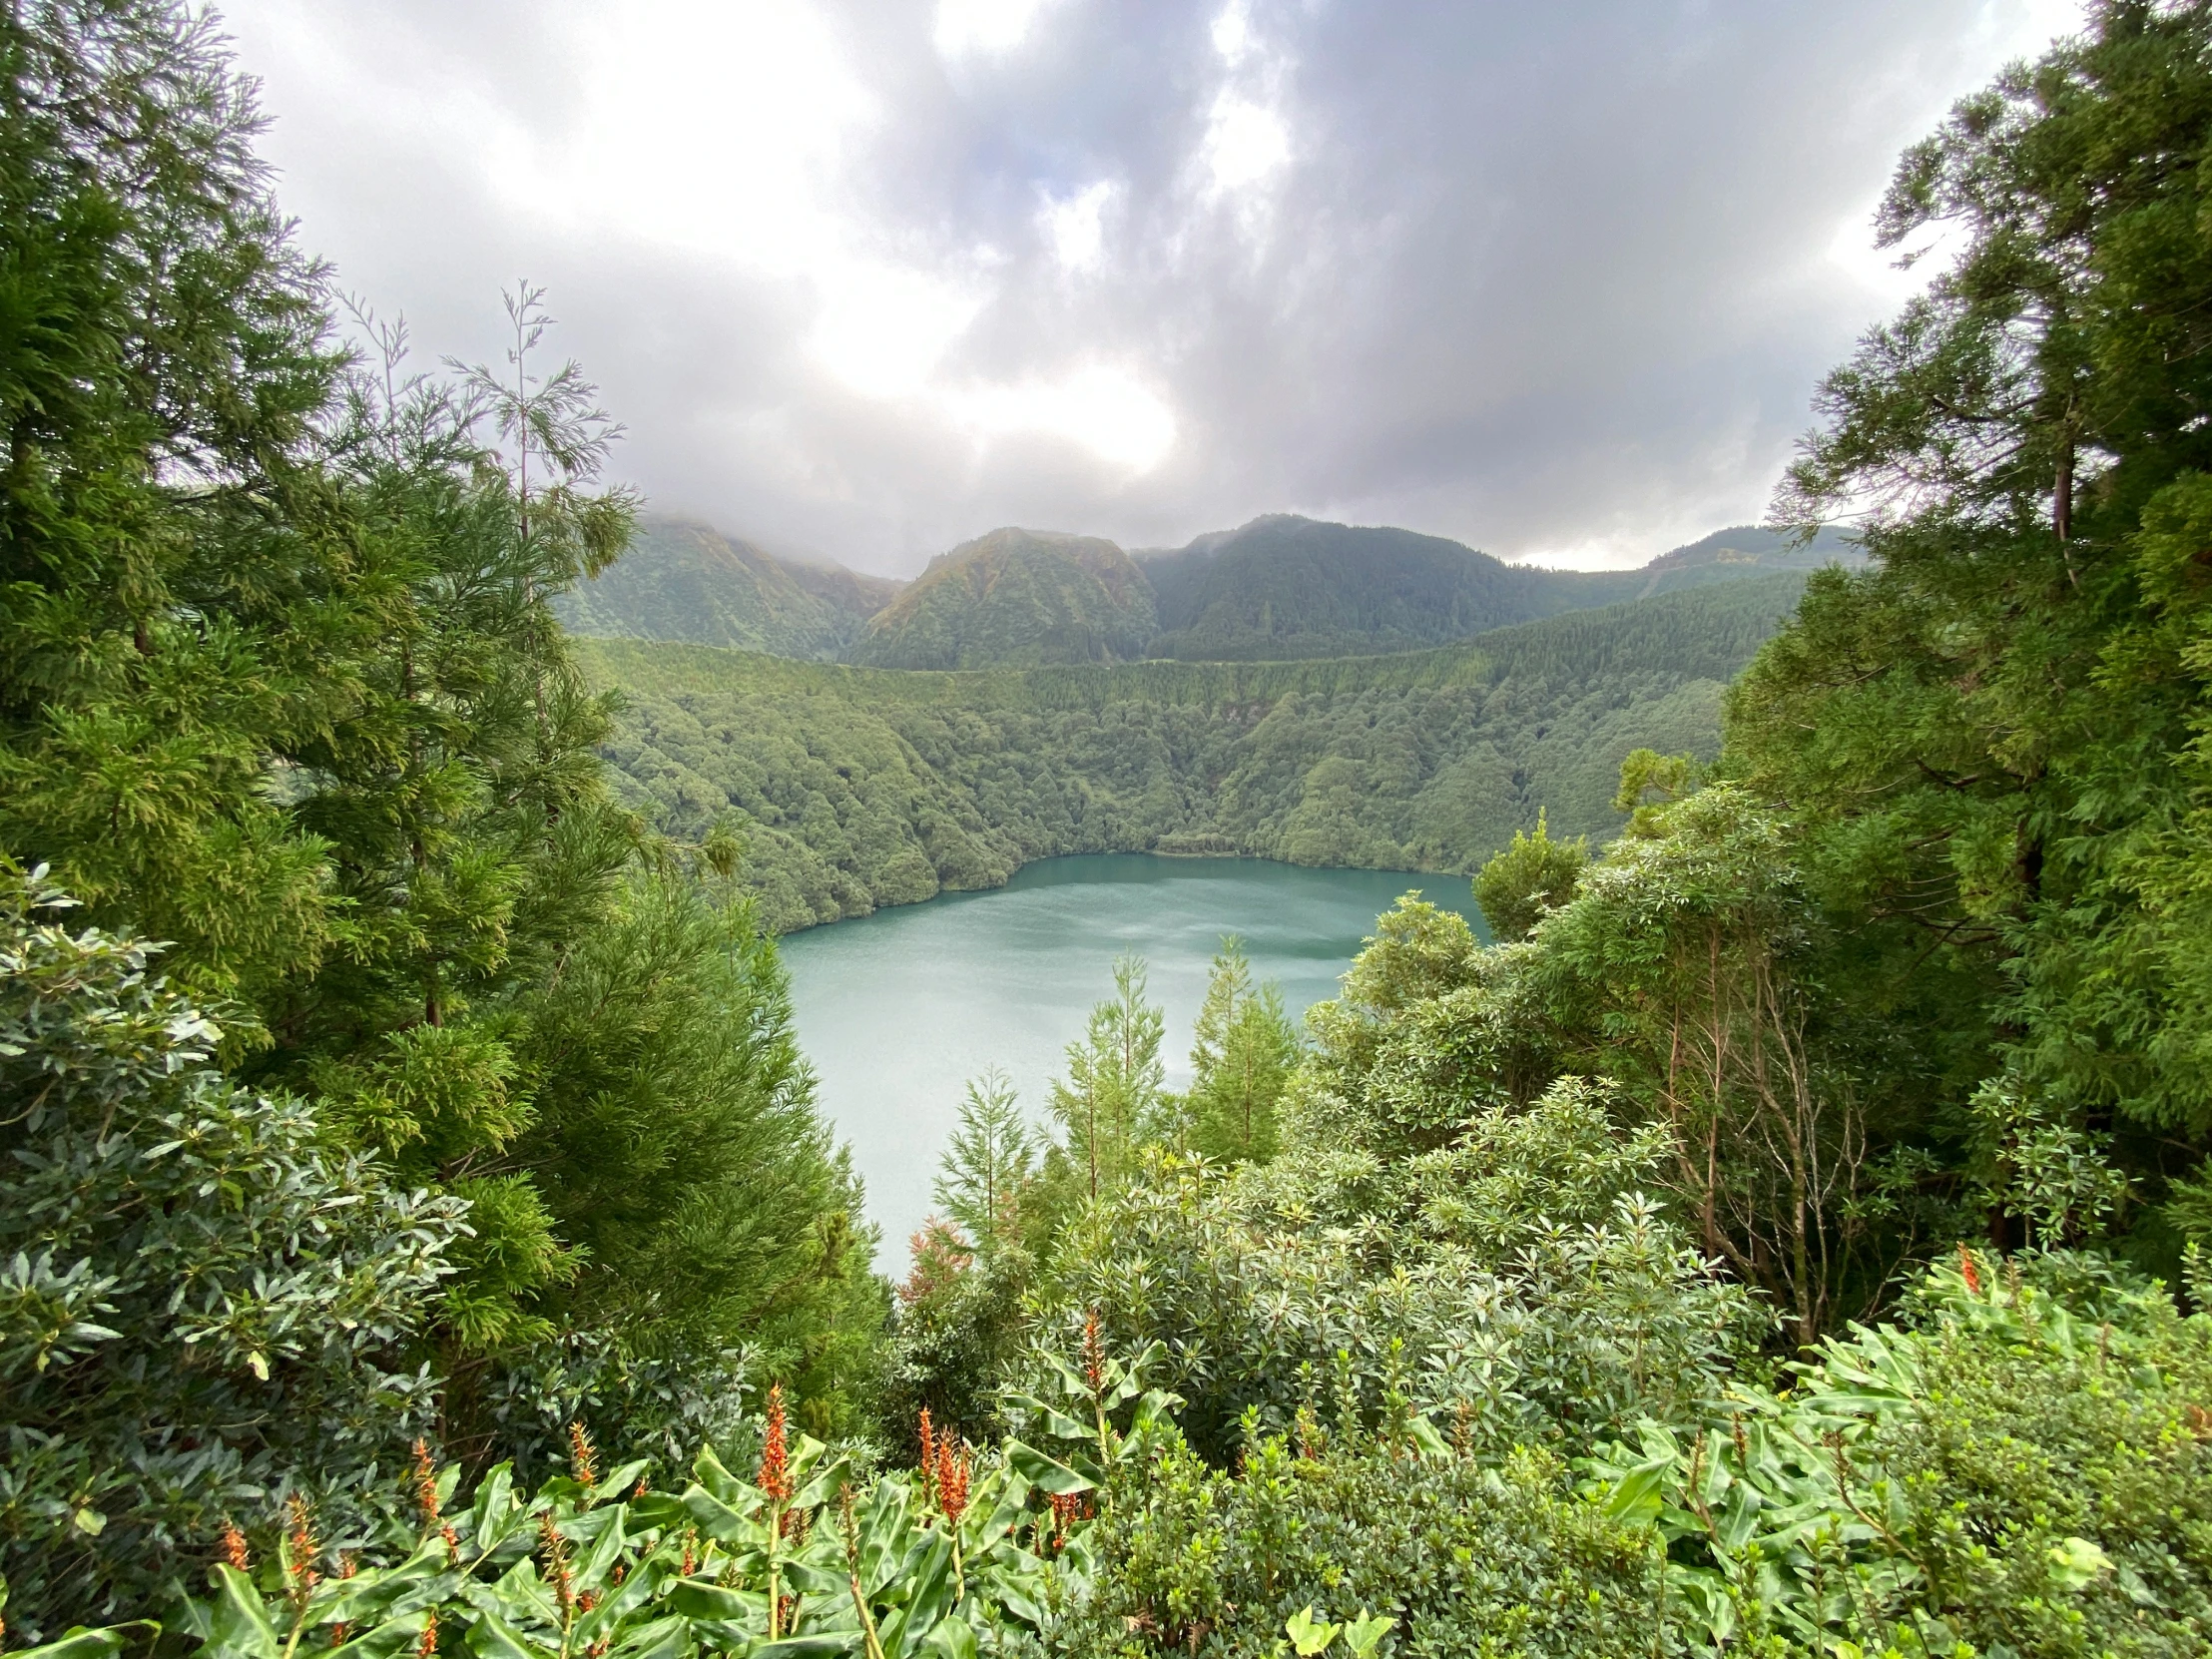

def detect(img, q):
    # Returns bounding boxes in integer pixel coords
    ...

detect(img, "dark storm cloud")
[218,0,2074,571]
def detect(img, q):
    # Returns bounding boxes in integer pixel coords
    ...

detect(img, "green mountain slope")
[1135,514,1861,660]
[581,573,1805,933]
[845,527,1158,669]
[554,515,899,658]
[1626,522,1864,597]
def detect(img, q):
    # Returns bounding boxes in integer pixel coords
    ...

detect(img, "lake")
[779,854,1484,1268]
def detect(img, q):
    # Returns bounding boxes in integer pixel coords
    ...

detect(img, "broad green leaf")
[670,1575,756,1621]
[609,1615,693,1659]
[790,1453,851,1511]
[917,1613,976,1659]
[205,1565,281,1659]
[1603,1458,1671,1527]
[750,1638,857,1659]
[1002,1439,1092,1495]
[469,1463,518,1550]
[1286,1605,1340,1655]
[1343,1610,1394,1658]
[6,1626,147,1659]
[463,1611,549,1659]
[2050,1536,2114,1590]
[574,1503,629,1591]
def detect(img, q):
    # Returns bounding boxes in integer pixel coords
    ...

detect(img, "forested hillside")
[584,575,1802,933]
[845,526,1159,668]
[1136,515,1861,659]
[560,511,1860,669]
[554,515,898,657]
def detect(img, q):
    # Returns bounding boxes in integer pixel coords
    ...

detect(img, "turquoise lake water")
[779,854,1483,1266]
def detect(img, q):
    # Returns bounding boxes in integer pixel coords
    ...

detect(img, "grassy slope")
[580,574,1804,934]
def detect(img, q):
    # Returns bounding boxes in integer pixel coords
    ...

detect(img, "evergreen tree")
[1737,0,2212,1259]
[1185,937,1298,1164]
[1473,809,1587,941]
[934,1066,1037,1250]
[1049,953,1166,1199]
[0,0,892,1523]
[0,0,354,1020]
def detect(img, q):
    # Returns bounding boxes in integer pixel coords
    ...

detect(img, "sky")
[216,0,2083,574]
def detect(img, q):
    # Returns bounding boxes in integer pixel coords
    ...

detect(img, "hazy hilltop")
[845,527,1158,670]
[1627,522,1864,597]
[559,511,1861,669]
[555,516,900,659]
[1138,515,1631,659]
[1136,515,1864,660]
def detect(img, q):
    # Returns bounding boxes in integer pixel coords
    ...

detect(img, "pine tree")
[934,1066,1036,1250]
[1186,937,1299,1164]
[0,0,354,1020]
[1049,953,1166,1199]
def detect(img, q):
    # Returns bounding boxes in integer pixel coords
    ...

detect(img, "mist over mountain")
[559,512,1862,669]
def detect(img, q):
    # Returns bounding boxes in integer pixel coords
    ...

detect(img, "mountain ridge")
[559,511,1861,669]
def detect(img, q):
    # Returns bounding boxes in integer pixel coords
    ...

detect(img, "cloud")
[216,0,2083,572]
[1039,180,1117,276]
[934,0,1059,58]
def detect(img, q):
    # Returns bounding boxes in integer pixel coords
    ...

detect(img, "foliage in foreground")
[1,1398,1098,1659]
[0,864,463,1630]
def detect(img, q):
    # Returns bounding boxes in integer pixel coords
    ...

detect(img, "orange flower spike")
[1958,1242,1982,1297]
[935,1438,970,1528]
[410,1438,442,1525]
[916,1407,938,1510]
[1048,1491,1085,1548]
[757,1382,794,1505]
[1081,1311,1106,1393]
[220,1521,252,1572]
[540,1511,575,1620]
[568,1420,599,1487]
[285,1494,320,1598]
[415,1609,439,1659]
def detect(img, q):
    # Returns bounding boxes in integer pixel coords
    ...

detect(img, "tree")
[935,1066,1037,1250]
[0,0,892,1493]
[1737,0,2212,1261]
[1049,953,1166,1200]
[1473,809,1587,941]
[0,0,353,1021]
[1185,938,1299,1164]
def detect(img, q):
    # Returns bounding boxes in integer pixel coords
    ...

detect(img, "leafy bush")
[1588,1251,2212,1656]
[0,865,467,1636]
[1066,1419,1660,1658]
[1034,1079,1762,1463]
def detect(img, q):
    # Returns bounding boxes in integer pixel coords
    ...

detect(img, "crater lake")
[779,853,1485,1265]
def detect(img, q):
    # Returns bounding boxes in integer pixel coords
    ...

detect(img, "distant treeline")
[582,574,1804,932]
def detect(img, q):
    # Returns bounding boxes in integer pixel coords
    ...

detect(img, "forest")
[583,576,1803,932]
[7,3,2212,1658]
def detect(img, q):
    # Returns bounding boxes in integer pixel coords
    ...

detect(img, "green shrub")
[1066,1420,1661,1658]
[0,864,467,1636]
